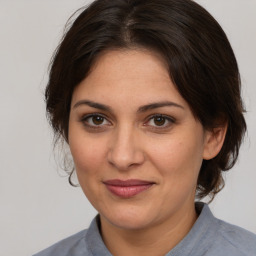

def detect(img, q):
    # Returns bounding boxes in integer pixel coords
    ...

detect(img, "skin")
[68,49,226,256]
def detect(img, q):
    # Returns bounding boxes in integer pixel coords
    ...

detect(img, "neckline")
[86,202,217,256]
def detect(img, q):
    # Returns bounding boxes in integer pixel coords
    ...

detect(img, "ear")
[203,123,228,160]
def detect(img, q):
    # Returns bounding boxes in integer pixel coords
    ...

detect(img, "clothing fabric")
[33,203,256,256]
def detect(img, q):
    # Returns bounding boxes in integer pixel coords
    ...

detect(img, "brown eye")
[153,116,166,126]
[145,114,175,129]
[92,115,104,125]
[82,114,110,127]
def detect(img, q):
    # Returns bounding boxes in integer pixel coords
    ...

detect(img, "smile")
[103,179,155,198]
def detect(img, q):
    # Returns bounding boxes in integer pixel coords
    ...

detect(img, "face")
[69,49,213,231]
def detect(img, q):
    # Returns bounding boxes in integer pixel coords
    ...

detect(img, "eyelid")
[144,114,176,128]
[80,113,175,131]
[81,113,112,128]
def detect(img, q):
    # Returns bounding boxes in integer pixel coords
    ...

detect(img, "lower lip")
[105,184,153,198]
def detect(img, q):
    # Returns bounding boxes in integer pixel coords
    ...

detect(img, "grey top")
[33,203,256,256]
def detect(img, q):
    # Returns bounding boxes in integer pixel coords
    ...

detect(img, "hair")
[46,0,246,200]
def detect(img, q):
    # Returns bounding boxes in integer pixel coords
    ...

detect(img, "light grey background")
[0,1,255,255]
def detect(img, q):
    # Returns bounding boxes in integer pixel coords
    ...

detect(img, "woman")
[34,0,256,255]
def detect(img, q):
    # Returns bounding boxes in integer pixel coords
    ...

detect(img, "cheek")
[148,135,204,182]
[69,135,107,203]
[69,133,107,177]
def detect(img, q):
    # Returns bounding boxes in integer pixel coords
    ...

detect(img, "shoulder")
[33,215,110,256]
[189,203,256,256]
[32,229,91,256]
[208,217,256,256]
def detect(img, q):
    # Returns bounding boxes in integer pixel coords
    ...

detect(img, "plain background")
[0,1,255,255]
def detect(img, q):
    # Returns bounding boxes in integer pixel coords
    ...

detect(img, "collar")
[85,202,218,256]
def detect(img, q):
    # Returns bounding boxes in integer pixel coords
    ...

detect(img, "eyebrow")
[72,100,184,113]
[137,101,184,113]
[73,100,112,112]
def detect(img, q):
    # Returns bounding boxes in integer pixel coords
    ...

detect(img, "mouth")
[103,179,155,198]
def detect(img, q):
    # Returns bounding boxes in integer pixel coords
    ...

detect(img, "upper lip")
[103,179,155,186]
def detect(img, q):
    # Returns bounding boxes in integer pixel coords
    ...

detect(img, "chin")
[107,217,152,231]
[100,205,157,231]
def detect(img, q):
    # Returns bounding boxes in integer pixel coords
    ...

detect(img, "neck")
[100,203,198,256]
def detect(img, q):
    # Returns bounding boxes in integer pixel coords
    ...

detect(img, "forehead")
[71,49,188,109]
[91,48,169,78]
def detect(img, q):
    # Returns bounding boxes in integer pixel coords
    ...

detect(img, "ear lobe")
[203,123,228,160]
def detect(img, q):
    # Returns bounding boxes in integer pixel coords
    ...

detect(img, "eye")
[145,114,175,128]
[81,114,111,128]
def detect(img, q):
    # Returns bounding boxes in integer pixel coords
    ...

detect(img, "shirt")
[33,203,256,256]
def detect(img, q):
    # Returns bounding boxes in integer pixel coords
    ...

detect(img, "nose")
[107,125,145,171]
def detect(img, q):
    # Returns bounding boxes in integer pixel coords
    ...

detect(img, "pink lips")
[103,179,155,198]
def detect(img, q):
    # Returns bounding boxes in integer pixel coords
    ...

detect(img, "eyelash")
[80,113,111,130]
[80,113,175,131]
[144,114,175,130]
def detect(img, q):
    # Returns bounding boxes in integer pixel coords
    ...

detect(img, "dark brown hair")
[46,0,246,200]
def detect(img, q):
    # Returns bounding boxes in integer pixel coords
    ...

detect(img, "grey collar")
[85,202,217,256]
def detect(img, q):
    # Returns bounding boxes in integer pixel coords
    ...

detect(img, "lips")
[103,179,155,198]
